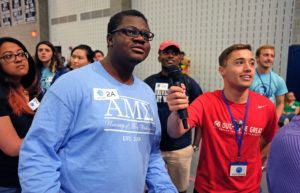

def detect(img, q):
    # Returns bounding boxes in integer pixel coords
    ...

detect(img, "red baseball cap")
[159,40,181,51]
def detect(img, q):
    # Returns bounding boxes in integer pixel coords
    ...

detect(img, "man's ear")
[158,51,162,63]
[255,56,259,63]
[219,65,225,76]
[107,34,113,47]
[158,55,161,63]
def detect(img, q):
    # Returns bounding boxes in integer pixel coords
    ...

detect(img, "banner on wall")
[1,0,11,27]
[12,0,23,25]
[24,0,36,23]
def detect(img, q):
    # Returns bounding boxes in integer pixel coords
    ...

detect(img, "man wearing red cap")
[145,40,203,193]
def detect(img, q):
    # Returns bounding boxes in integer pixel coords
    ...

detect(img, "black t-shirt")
[144,72,203,151]
[0,85,42,188]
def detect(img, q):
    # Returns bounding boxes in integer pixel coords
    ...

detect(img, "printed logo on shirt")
[93,88,119,100]
[45,76,53,83]
[28,97,40,111]
[257,105,266,109]
[154,83,168,103]
[213,120,263,136]
[103,96,156,136]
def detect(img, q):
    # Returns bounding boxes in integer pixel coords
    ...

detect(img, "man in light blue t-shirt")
[249,45,288,119]
[18,10,177,193]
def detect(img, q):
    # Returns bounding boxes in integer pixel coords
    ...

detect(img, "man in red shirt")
[167,44,278,193]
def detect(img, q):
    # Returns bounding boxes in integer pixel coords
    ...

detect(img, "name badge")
[230,162,248,176]
[45,76,53,83]
[93,88,119,100]
[155,83,168,91]
[28,97,40,111]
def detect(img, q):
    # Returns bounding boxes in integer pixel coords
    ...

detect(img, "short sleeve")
[187,96,204,129]
[262,102,278,142]
[0,86,9,116]
[274,76,288,97]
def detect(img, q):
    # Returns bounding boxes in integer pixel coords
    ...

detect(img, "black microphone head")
[166,65,182,82]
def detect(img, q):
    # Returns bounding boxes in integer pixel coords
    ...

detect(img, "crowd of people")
[0,9,299,193]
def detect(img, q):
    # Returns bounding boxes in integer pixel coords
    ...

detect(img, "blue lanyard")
[256,69,272,98]
[222,90,249,163]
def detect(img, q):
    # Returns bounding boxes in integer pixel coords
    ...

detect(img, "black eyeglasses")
[111,26,154,41]
[0,52,29,63]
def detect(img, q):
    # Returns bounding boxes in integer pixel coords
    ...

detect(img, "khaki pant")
[162,145,194,192]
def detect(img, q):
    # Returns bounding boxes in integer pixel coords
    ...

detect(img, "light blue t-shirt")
[18,62,177,193]
[249,70,288,104]
[40,67,54,93]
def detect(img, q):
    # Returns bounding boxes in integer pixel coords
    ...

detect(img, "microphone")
[166,65,189,129]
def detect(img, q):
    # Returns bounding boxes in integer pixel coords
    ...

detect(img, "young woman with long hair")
[279,91,300,126]
[0,37,42,192]
[35,41,67,93]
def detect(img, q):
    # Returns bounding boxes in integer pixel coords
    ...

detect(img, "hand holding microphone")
[166,65,189,129]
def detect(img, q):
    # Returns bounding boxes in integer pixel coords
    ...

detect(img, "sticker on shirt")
[28,97,40,111]
[230,162,248,176]
[93,88,119,100]
[155,83,168,91]
[45,76,53,83]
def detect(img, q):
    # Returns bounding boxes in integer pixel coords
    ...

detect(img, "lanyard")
[222,90,249,163]
[256,69,272,98]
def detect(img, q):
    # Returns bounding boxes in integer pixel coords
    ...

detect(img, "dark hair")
[0,37,40,115]
[94,50,104,56]
[218,44,252,66]
[107,9,148,34]
[255,45,275,57]
[0,37,38,89]
[35,41,63,74]
[71,44,94,63]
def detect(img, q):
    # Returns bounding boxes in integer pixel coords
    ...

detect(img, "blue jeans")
[0,186,21,193]
[279,113,296,125]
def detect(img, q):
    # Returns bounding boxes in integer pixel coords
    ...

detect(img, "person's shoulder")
[198,90,219,100]
[295,101,300,106]
[134,77,157,100]
[48,65,95,96]
[144,72,160,82]
[271,71,285,81]
[273,115,300,142]
[249,90,272,102]
[249,90,276,111]
[56,67,68,74]
[184,74,198,84]
[58,64,92,81]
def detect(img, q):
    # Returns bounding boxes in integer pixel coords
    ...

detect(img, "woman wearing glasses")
[0,37,42,193]
[35,41,67,93]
